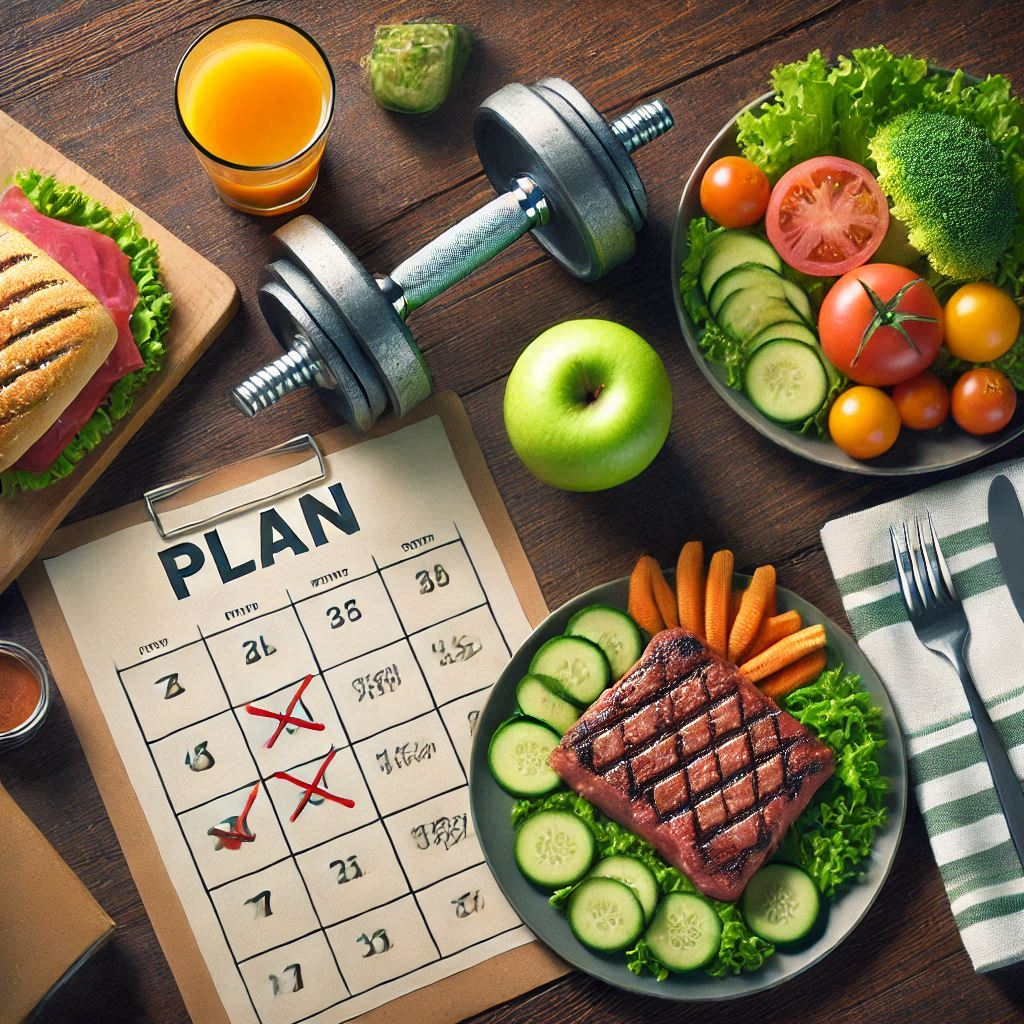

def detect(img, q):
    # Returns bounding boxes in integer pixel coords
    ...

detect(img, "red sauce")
[0,653,41,731]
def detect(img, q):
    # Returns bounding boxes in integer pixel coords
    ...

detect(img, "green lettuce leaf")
[782,665,888,897]
[510,665,886,979]
[0,170,172,495]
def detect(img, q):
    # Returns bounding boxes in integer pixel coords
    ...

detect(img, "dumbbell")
[232,78,674,429]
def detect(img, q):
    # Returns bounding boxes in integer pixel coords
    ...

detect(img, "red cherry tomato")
[819,264,943,386]
[700,156,771,228]
[766,156,889,276]
[951,368,1017,435]
[892,373,950,430]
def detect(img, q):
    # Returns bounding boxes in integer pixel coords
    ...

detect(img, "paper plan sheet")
[43,416,534,1024]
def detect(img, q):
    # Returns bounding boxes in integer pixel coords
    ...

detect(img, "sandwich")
[0,171,172,494]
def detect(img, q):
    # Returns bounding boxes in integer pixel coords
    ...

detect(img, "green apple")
[503,319,672,491]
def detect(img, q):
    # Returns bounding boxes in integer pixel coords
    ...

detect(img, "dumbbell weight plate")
[535,77,647,229]
[258,280,375,431]
[272,216,433,418]
[262,258,388,421]
[474,83,635,281]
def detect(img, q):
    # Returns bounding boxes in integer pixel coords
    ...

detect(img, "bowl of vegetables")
[673,47,1024,474]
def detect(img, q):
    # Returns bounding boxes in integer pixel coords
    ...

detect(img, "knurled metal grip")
[233,77,674,426]
[383,177,550,317]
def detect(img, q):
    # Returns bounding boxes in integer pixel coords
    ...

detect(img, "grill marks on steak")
[548,629,835,902]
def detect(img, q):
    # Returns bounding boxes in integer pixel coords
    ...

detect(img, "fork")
[890,514,1024,870]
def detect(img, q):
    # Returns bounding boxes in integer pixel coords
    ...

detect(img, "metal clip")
[143,435,326,540]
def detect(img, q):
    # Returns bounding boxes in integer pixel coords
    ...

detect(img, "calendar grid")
[197,626,354,1003]
[284,593,445,966]
[114,650,265,1024]
[111,519,525,1024]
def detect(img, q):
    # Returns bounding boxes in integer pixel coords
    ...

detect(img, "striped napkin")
[820,457,1024,973]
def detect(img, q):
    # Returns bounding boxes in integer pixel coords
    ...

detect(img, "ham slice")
[0,186,140,472]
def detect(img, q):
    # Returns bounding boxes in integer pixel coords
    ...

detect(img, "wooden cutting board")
[0,109,239,591]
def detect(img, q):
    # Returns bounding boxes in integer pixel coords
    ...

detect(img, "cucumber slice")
[740,863,820,944]
[514,809,595,888]
[781,279,813,322]
[586,855,659,922]
[748,320,818,352]
[717,289,797,344]
[516,674,580,735]
[530,635,611,707]
[699,230,782,297]
[643,892,724,970]
[565,605,643,679]
[708,263,788,318]
[744,339,828,424]
[567,877,645,952]
[487,718,561,797]
[643,892,723,971]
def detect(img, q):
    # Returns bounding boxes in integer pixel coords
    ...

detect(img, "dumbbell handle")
[383,177,550,317]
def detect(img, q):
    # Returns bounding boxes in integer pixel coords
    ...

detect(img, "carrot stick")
[739,623,826,682]
[675,541,704,638]
[651,561,679,629]
[760,650,828,701]
[747,610,802,659]
[629,556,665,634]
[729,589,744,630]
[764,587,777,619]
[728,565,777,662]
[704,549,734,655]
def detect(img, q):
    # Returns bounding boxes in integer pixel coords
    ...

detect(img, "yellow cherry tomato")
[944,283,1021,362]
[828,386,901,460]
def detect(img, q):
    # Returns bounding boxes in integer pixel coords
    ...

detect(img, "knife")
[988,474,1024,620]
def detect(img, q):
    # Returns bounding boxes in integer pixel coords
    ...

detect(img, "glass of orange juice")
[174,17,335,216]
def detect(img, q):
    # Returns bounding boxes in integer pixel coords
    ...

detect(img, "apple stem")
[587,383,605,403]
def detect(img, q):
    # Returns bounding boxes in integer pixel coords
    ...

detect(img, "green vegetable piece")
[870,110,1016,280]
[366,23,472,114]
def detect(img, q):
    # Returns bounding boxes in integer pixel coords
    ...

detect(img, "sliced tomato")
[766,156,889,277]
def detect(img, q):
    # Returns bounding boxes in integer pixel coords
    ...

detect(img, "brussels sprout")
[366,23,472,115]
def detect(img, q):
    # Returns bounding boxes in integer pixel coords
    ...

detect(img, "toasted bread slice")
[0,222,117,473]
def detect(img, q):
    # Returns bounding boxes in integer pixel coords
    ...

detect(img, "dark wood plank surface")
[2,1,1024,1021]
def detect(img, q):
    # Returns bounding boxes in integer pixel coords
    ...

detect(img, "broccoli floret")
[869,110,1017,280]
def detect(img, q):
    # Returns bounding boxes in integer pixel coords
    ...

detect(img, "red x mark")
[273,747,355,822]
[207,782,260,847]
[245,675,325,748]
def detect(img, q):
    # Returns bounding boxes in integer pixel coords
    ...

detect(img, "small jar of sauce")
[0,642,50,751]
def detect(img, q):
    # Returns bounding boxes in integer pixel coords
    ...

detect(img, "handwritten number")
[352,663,401,702]
[417,564,449,594]
[356,929,391,957]
[326,599,361,629]
[270,963,303,995]
[245,889,273,918]
[330,855,364,884]
[155,673,184,700]
[452,890,484,917]
[243,635,276,665]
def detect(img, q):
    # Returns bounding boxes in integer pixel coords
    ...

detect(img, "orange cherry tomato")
[892,373,950,430]
[944,283,1021,363]
[951,368,1017,435]
[700,156,771,228]
[828,386,901,459]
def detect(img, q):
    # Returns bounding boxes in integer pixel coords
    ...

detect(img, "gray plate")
[469,575,907,1000]
[671,86,1024,476]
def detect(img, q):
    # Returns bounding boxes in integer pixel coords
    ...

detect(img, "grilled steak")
[548,628,834,902]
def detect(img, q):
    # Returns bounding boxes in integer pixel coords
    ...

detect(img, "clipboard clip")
[143,435,326,540]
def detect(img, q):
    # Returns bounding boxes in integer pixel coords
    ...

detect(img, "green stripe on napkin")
[820,458,1024,973]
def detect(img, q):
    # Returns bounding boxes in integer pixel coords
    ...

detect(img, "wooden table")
[3,0,1024,1021]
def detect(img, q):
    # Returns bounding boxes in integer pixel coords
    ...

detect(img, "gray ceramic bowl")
[671,83,1024,476]
[469,575,907,1000]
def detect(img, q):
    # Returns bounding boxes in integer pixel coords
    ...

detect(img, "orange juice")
[175,19,335,215]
